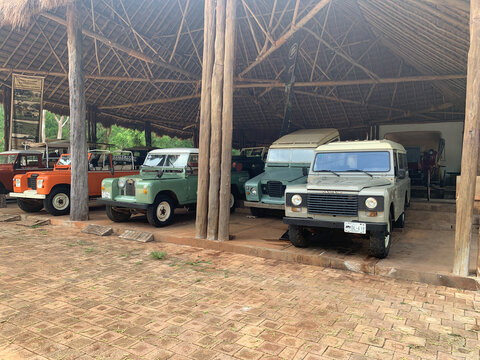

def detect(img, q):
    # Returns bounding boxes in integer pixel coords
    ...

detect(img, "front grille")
[125,179,136,196]
[307,193,358,216]
[27,174,39,190]
[266,181,285,198]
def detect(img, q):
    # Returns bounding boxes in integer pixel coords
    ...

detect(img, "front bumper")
[283,217,388,232]
[243,200,284,210]
[96,198,149,210]
[9,190,46,200]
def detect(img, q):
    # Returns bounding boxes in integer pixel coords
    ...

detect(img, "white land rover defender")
[283,140,410,258]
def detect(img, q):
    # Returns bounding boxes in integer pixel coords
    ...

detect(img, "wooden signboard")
[10,74,44,150]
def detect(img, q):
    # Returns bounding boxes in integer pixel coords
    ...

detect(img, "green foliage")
[0,104,193,151]
[150,251,167,260]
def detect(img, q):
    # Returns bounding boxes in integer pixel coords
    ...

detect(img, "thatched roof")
[0,0,469,145]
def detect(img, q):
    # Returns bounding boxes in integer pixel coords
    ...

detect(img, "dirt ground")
[0,221,479,360]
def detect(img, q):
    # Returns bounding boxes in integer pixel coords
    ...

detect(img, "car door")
[185,154,199,204]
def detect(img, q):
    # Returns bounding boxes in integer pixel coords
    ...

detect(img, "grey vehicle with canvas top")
[244,128,339,216]
[283,140,410,258]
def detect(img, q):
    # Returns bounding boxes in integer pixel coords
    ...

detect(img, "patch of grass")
[135,261,143,265]
[151,251,167,260]
[184,259,211,266]
[85,248,94,253]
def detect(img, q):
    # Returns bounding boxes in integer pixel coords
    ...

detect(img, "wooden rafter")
[238,0,332,77]
[41,12,198,79]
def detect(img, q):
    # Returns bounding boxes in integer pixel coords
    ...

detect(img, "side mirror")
[110,167,114,175]
[302,167,308,176]
[157,170,164,178]
[398,168,406,179]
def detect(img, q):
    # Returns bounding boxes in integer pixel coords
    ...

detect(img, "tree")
[53,114,69,139]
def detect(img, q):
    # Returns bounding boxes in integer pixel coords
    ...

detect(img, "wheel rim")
[229,194,234,208]
[53,193,69,210]
[156,201,171,222]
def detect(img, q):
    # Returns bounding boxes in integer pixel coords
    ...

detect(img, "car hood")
[307,176,391,192]
[260,167,308,184]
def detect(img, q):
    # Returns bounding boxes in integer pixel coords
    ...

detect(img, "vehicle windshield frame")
[56,154,72,166]
[313,150,392,173]
[0,154,18,165]
[266,148,315,164]
[142,153,189,168]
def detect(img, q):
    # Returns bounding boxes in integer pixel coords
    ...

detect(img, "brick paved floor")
[0,223,479,360]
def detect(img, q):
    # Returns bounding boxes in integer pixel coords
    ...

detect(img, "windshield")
[57,155,71,166]
[0,154,17,164]
[313,151,391,172]
[267,148,314,164]
[143,153,189,168]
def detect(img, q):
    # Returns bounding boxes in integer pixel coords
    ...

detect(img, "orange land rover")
[10,150,138,216]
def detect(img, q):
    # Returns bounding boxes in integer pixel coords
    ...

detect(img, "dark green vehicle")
[98,148,250,227]
[244,129,339,216]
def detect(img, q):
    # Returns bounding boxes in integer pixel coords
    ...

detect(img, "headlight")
[365,197,378,209]
[118,179,126,188]
[291,194,302,206]
[250,187,257,196]
[15,179,20,187]
[37,179,44,188]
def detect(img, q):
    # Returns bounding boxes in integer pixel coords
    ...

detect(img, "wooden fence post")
[2,86,11,151]
[218,0,237,241]
[67,0,89,221]
[454,0,480,277]
[195,0,215,239]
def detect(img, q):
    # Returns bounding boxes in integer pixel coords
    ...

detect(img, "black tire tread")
[289,224,310,248]
[44,185,70,216]
[17,199,43,213]
[106,205,131,222]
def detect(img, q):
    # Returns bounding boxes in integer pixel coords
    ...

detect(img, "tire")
[44,185,70,216]
[288,224,310,248]
[394,211,405,228]
[147,194,175,227]
[250,207,265,217]
[405,193,410,208]
[369,211,393,259]
[106,205,131,222]
[230,193,236,214]
[17,199,43,213]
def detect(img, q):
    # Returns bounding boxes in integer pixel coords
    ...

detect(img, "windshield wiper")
[317,169,340,177]
[346,169,373,177]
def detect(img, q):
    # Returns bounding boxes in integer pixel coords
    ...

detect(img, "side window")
[393,150,398,176]
[187,154,199,175]
[89,153,110,171]
[399,153,408,171]
[19,155,40,168]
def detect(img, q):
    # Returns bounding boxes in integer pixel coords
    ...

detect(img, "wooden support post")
[2,86,11,151]
[145,121,152,147]
[218,0,237,241]
[207,0,226,240]
[454,0,480,277]
[67,0,89,221]
[196,0,216,239]
[87,105,97,143]
[41,110,46,143]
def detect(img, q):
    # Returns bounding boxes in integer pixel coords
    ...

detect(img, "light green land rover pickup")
[283,140,410,259]
[244,129,340,216]
[98,148,250,227]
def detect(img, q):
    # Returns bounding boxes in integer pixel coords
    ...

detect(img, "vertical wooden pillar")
[67,0,88,221]
[454,0,480,277]
[145,121,152,147]
[207,0,226,240]
[218,0,237,241]
[3,86,11,151]
[87,105,97,144]
[195,0,216,239]
[41,110,46,143]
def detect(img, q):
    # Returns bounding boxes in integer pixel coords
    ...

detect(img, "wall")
[379,121,464,173]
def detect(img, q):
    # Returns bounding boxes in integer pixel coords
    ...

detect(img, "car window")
[313,151,391,172]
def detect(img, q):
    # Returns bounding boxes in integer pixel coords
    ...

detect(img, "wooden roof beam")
[40,13,199,79]
[238,0,332,78]
[235,74,466,88]
[97,93,200,110]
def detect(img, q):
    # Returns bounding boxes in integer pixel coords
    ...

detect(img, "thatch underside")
[0,0,469,145]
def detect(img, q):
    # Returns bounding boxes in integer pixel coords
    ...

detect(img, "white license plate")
[344,221,366,234]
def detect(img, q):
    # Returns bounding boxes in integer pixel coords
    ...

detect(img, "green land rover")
[283,140,411,259]
[244,129,340,216]
[98,148,250,227]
